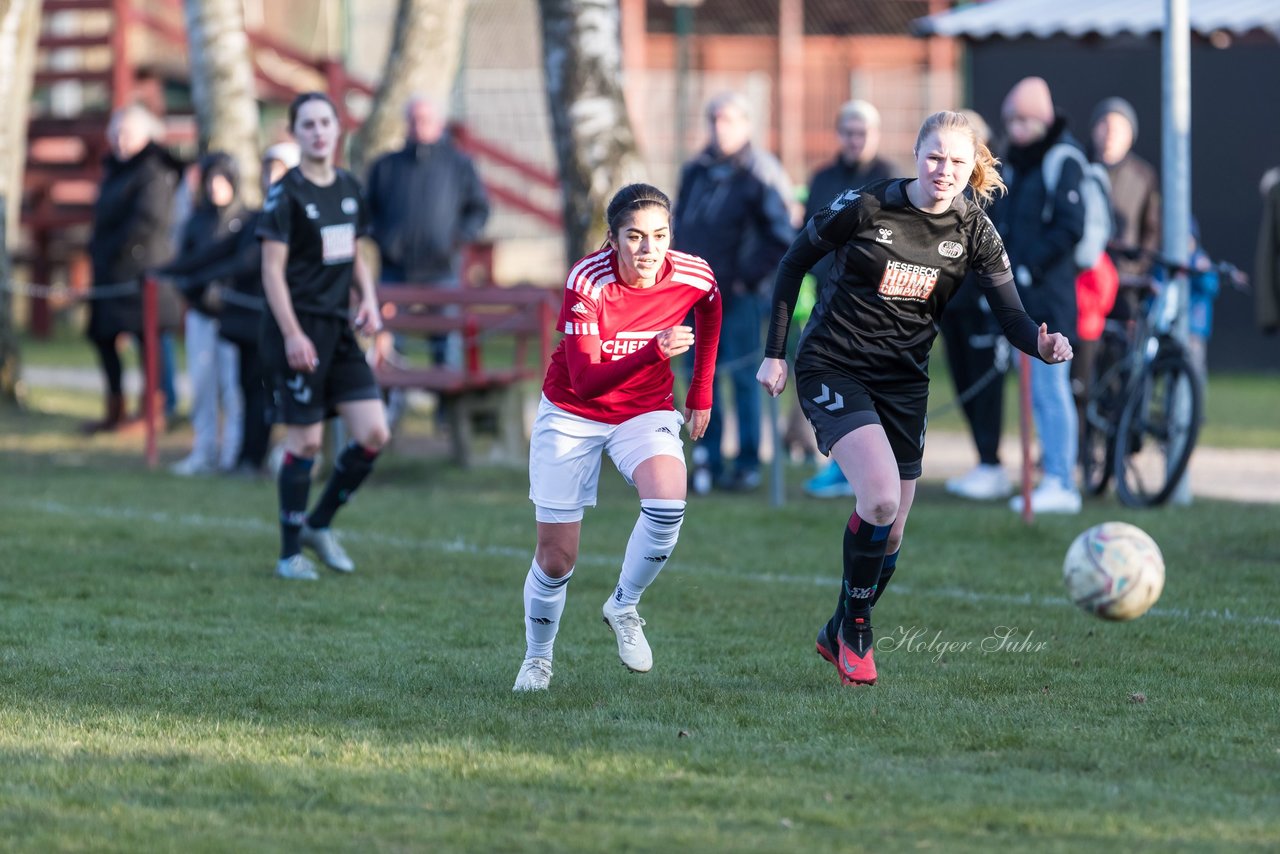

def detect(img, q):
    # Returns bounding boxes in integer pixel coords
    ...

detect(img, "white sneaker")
[1008,477,1082,514]
[300,526,355,573]
[276,554,320,580]
[170,454,217,477]
[602,603,653,673]
[512,657,553,692]
[945,464,1013,500]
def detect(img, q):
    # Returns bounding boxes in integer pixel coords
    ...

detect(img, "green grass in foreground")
[1,401,1278,852]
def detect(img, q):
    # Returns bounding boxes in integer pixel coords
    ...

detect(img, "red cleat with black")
[836,617,877,686]
[815,622,839,669]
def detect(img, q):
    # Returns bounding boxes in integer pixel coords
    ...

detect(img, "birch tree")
[183,0,261,204]
[0,0,44,402]
[537,0,643,263]
[349,0,469,176]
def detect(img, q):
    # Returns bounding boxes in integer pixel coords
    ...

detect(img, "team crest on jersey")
[938,240,964,259]
[875,227,894,245]
[341,197,358,215]
[878,259,940,301]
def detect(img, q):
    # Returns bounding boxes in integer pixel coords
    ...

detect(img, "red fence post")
[1018,352,1034,524]
[142,275,159,469]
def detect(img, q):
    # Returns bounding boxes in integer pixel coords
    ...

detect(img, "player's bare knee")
[537,547,576,578]
[292,439,323,459]
[859,497,899,526]
[357,423,390,451]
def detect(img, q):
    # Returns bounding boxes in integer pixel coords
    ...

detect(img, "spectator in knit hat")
[1090,96,1161,320]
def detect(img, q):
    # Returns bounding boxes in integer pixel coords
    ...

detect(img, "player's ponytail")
[915,110,1006,206]
[605,183,672,237]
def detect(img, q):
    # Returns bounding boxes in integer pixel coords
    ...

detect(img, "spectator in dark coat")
[673,91,795,492]
[84,103,183,433]
[990,77,1085,515]
[365,95,490,370]
[804,99,902,289]
[159,152,247,475]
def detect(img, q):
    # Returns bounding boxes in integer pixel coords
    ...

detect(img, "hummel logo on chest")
[570,301,589,315]
[875,227,894,245]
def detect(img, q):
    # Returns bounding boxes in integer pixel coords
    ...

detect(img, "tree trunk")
[537,0,644,264]
[183,0,262,205]
[0,0,44,404]
[348,0,469,177]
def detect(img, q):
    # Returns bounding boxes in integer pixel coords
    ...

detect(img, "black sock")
[870,549,900,608]
[839,512,891,637]
[306,442,379,530]
[278,452,314,559]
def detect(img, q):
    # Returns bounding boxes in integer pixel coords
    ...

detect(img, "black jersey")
[765,178,1042,385]
[257,167,371,319]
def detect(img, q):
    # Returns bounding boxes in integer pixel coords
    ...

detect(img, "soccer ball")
[1062,522,1165,621]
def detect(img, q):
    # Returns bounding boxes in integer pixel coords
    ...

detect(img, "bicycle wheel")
[1079,337,1129,496]
[1079,408,1113,496]
[1113,353,1203,507]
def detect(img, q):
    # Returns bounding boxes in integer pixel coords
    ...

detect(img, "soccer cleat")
[1008,477,1082,515]
[815,621,839,668]
[512,657,554,692]
[804,463,855,498]
[300,525,356,573]
[602,603,653,673]
[945,464,1013,500]
[836,618,877,686]
[276,553,320,581]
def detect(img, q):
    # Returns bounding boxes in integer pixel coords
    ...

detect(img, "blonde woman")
[756,111,1072,686]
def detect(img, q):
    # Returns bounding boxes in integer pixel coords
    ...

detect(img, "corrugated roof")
[913,0,1280,40]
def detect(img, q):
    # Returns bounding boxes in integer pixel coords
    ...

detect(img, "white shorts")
[529,395,686,521]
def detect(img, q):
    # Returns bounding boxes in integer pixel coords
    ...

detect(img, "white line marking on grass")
[14,498,1280,628]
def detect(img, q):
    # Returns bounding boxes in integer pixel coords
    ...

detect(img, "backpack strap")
[1040,143,1082,223]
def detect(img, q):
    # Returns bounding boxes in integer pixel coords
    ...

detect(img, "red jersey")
[542,247,722,424]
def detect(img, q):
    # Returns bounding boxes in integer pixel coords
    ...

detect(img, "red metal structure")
[24,0,564,339]
[22,0,376,338]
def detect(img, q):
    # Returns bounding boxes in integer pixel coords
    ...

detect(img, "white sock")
[609,498,685,609]
[524,559,572,661]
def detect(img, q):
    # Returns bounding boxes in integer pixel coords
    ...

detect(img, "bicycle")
[1079,253,1244,507]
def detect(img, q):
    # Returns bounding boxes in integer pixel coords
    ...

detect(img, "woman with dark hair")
[512,183,722,692]
[757,111,1073,687]
[161,151,247,475]
[258,92,389,581]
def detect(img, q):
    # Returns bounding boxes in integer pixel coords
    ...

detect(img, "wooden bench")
[373,283,559,466]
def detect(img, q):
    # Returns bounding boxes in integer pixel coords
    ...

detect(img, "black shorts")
[262,315,380,425]
[795,368,929,480]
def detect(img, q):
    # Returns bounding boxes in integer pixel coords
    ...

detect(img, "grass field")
[1,388,1278,852]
